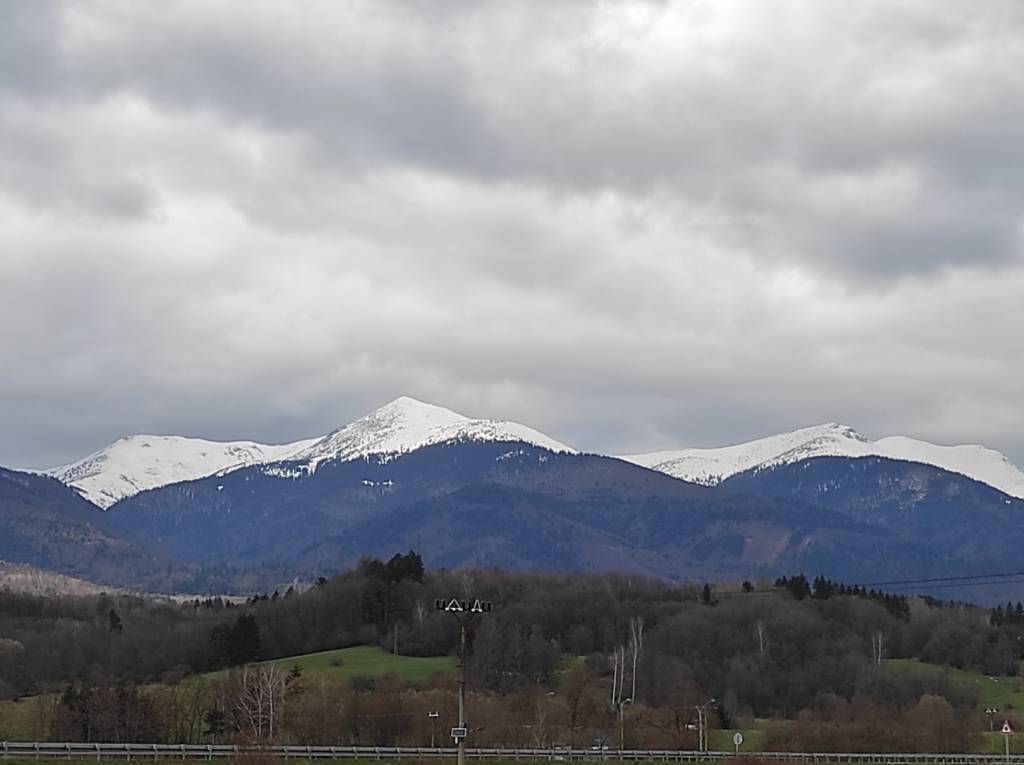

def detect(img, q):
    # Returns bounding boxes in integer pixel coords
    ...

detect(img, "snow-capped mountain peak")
[621,424,1024,499]
[622,423,876,487]
[42,397,575,507]
[42,400,1024,509]
[46,434,316,509]
[288,396,575,469]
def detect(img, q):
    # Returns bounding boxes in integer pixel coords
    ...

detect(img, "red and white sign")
[1001,720,1014,735]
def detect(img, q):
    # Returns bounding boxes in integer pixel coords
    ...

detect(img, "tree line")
[3,558,1024,750]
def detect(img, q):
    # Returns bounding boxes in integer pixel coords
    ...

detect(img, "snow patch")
[261,466,308,480]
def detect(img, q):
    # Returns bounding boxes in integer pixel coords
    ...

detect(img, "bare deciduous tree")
[233,665,289,739]
[755,619,770,661]
[611,644,628,706]
[629,616,645,701]
[871,631,885,667]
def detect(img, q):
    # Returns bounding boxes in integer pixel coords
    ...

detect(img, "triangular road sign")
[445,598,464,612]
[1001,720,1014,735]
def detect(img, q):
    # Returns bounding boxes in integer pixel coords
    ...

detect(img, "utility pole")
[695,698,716,752]
[436,596,493,765]
[458,622,467,765]
[694,705,703,753]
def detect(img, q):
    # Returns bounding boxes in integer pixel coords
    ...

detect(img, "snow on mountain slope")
[872,436,1024,499]
[45,398,1022,509]
[621,423,1024,499]
[44,397,575,507]
[623,424,875,486]
[46,435,316,509]
[288,396,575,470]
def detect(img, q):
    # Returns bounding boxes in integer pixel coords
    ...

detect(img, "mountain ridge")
[106,440,953,586]
[38,399,1024,509]
[44,396,575,508]
[621,422,1024,499]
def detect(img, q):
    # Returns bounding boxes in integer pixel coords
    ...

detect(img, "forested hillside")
[1,558,1021,750]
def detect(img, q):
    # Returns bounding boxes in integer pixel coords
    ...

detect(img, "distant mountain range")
[104,439,949,585]
[44,397,574,508]
[43,397,1024,506]
[1,396,1021,599]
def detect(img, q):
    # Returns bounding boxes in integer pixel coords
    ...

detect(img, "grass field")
[708,727,767,751]
[883,658,1024,713]
[2,647,454,741]
[251,645,455,683]
[0,694,52,741]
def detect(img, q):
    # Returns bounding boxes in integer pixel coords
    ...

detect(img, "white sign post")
[732,732,744,753]
[1001,720,1014,765]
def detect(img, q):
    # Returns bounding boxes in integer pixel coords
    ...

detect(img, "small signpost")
[451,727,467,741]
[1001,719,1014,764]
[427,711,439,748]
[733,732,744,753]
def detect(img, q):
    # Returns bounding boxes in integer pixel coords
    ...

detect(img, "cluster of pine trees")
[990,602,1024,626]
[774,574,911,618]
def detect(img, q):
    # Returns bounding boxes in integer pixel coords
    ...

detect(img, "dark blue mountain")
[722,455,1024,564]
[721,455,1024,600]
[11,441,1024,596]
[107,442,950,585]
[0,466,184,588]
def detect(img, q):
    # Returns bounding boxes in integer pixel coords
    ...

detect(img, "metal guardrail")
[1,743,1022,763]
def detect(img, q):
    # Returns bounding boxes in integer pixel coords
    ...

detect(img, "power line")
[879,577,1024,593]
[855,571,1024,588]
[714,569,1024,599]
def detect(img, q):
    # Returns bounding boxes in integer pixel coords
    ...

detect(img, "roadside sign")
[451,727,467,740]
[733,732,744,750]
[435,598,493,613]
[1003,721,1015,735]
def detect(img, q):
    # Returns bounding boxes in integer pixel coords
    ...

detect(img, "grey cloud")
[5,1,1023,278]
[0,1,62,95]
[1,1,1024,471]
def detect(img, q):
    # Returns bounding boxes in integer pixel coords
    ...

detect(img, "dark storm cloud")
[1,0,1023,469]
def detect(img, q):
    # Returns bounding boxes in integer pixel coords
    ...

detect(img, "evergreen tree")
[107,608,123,633]
[701,583,714,605]
[227,613,262,664]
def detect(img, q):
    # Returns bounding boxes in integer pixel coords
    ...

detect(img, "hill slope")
[0,467,184,589]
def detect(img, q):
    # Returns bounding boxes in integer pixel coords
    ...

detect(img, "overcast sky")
[3,0,1024,469]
